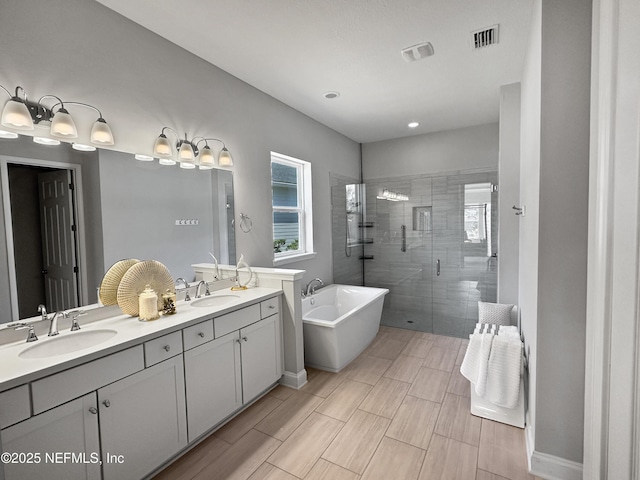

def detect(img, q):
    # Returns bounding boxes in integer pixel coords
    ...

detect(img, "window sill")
[273,252,317,266]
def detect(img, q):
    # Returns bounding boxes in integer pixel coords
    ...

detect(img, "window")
[271,152,314,265]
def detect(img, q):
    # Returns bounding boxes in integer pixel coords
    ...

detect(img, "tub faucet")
[305,278,324,297]
[48,311,67,337]
[195,280,210,298]
[175,278,191,301]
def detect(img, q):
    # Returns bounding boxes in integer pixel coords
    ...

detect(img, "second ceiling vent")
[471,25,499,49]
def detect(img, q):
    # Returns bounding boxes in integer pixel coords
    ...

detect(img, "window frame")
[270,152,315,265]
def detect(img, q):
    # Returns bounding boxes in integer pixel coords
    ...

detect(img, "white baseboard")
[530,450,583,480]
[280,369,307,389]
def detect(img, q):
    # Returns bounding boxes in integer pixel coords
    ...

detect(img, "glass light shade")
[33,136,60,146]
[218,147,233,166]
[198,164,214,170]
[179,161,196,169]
[159,158,176,166]
[0,130,19,139]
[153,134,173,157]
[50,108,78,138]
[134,154,154,162]
[178,141,195,163]
[72,143,96,152]
[91,118,114,145]
[1,98,34,130]
[199,145,215,167]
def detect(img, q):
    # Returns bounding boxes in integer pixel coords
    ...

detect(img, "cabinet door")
[184,331,242,442]
[241,314,282,402]
[1,393,100,480]
[98,355,187,480]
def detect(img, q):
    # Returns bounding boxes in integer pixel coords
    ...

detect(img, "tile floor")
[154,327,540,480]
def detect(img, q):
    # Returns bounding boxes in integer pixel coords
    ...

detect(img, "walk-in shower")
[331,168,498,339]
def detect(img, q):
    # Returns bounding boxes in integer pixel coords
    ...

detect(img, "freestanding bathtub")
[302,284,389,372]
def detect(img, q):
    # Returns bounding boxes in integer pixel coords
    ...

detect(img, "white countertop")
[0,287,281,392]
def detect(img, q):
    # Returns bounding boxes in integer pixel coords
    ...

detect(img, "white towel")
[474,331,495,397]
[484,336,523,408]
[460,332,482,384]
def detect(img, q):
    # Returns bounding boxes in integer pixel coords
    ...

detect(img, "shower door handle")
[436,259,440,276]
[401,225,406,252]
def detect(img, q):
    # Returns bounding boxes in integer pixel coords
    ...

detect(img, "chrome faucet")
[48,311,67,337]
[67,310,86,331]
[304,278,324,297]
[195,280,210,298]
[37,304,47,322]
[175,277,191,301]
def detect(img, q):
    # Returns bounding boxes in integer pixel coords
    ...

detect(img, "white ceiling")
[96,0,533,144]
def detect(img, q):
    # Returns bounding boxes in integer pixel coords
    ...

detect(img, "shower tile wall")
[363,169,498,338]
[330,173,363,286]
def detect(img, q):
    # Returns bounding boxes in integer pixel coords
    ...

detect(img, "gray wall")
[519,0,591,464]
[497,83,521,305]
[0,0,360,292]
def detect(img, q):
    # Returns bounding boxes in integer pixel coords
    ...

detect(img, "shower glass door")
[363,169,498,338]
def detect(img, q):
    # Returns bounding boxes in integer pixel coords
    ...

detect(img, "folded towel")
[460,332,482,384]
[484,336,523,408]
[498,325,518,334]
[474,331,495,397]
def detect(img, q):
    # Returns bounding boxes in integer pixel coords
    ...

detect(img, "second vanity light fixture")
[0,84,115,150]
[142,127,233,169]
[377,188,409,202]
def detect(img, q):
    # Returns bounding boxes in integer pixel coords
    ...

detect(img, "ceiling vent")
[471,25,499,49]
[401,42,434,63]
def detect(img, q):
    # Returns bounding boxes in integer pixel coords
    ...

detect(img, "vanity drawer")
[215,304,260,338]
[0,385,30,428]
[183,319,214,351]
[260,297,279,318]
[145,331,183,367]
[32,345,144,415]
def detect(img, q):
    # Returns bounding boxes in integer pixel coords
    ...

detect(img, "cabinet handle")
[102,400,110,408]
[89,407,98,414]
[198,332,205,338]
[242,336,248,342]
[236,338,242,344]
[268,305,275,309]
[163,345,171,352]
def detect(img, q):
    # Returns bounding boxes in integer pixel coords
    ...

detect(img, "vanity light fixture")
[377,188,409,202]
[0,83,115,146]
[150,129,233,169]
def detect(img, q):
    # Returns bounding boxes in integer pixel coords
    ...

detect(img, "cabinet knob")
[102,400,111,408]
[269,305,275,309]
[236,338,242,344]
[163,345,171,352]
[242,336,248,342]
[89,407,98,414]
[198,332,205,338]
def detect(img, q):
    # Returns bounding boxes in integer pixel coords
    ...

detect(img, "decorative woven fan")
[99,259,140,306]
[117,260,174,316]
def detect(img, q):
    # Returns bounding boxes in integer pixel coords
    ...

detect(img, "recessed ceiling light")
[323,91,340,99]
[408,122,419,128]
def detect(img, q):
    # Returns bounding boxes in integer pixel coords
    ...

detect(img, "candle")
[139,285,159,321]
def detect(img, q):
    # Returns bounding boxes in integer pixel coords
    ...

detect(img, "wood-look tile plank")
[267,412,343,478]
[358,377,410,419]
[476,470,511,480]
[434,393,481,446]
[302,368,346,398]
[446,368,471,398]
[306,459,360,480]
[255,391,324,441]
[423,345,458,372]
[344,355,393,385]
[192,429,281,480]
[379,326,415,342]
[361,436,425,480]
[407,367,450,403]
[384,354,424,383]
[322,409,390,474]
[401,337,433,359]
[478,420,535,480]
[432,335,462,350]
[418,434,478,480]
[365,336,407,361]
[268,385,295,401]
[315,379,372,421]
[216,395,283,444]
[152,435,231,480]
[455,343,468,366]
[247,463,299,480]
[413,331,437,342]
[385,395,440,450]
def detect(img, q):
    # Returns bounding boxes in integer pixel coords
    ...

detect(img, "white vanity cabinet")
[240,313,282,402]
[98,354,187,480]
[2,393,101,480]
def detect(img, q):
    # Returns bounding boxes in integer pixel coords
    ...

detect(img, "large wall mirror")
[0,135,235,324]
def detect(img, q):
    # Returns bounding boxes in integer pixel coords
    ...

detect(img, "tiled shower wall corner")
[362,168,498,338]
[330,173,363,286]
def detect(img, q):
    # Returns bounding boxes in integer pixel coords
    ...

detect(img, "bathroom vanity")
[0,287,283,480]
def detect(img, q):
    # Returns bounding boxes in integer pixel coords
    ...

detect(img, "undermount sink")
[19,329,118,359]
[190,295,240,308]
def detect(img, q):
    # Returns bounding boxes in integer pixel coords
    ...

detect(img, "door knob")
[102,400,110,408]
